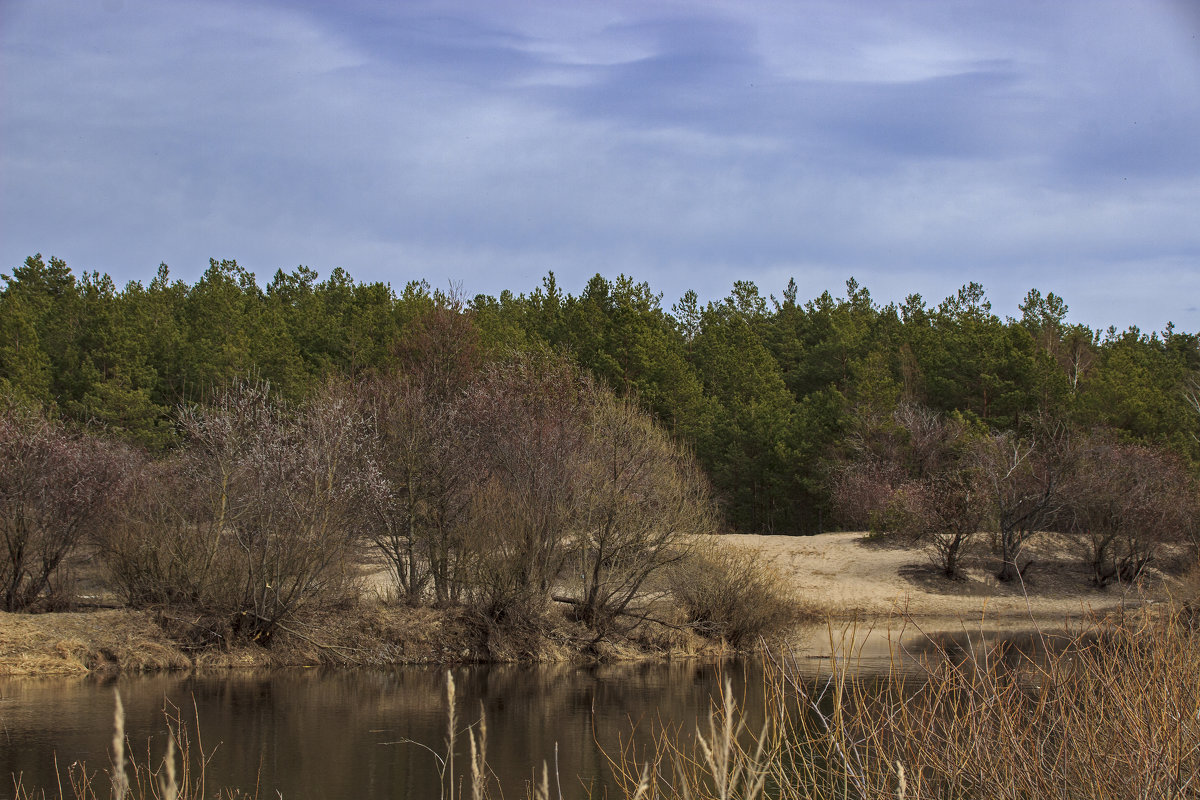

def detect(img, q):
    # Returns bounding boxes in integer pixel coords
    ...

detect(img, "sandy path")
[718,531,1162,621]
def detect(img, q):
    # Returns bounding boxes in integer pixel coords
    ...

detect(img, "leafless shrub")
[455,350,595,627]
[830,458,903,533]
[834,404,987,579]
[452,352,723,641]
[0,406,126,611]
[915,470,989,580]
[667,539,803,647]
[1061,432,1197,587]
[975,425,1072,582]
[104,380,378,643]
[343,336,729,646]
[101,456,243,611]
[368,297,484,605]
[366,371,479,605]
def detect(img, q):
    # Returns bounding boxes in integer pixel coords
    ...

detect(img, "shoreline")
[0,604,735,677]
[0,531,1180,677]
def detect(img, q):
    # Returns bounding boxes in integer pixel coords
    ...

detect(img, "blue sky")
[3,0,1199,332]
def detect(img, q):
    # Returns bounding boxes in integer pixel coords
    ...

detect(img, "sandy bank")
[725,530,1176,620]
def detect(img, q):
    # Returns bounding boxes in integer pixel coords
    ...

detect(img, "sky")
[3,0,1199,333]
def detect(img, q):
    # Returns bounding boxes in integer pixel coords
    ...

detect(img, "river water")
[0,621,1065,800]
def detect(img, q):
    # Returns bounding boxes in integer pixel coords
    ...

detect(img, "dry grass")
[0,610,192,675]
[719,530,1176,620]
[607,605,1200,799]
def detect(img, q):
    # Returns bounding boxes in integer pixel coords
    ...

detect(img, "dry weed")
[608,606,1200,799]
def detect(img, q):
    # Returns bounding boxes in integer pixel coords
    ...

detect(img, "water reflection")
[0,661,764,800]
[0,622,1072,800]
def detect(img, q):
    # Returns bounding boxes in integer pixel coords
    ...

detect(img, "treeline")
[2,308,798,648]
[3,254,1200,533]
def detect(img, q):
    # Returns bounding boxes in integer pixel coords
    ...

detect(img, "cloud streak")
[2,0,1198,331]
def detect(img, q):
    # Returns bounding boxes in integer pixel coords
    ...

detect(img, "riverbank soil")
[0,531,1186,675]
[0,595,723,676]
[0,605,478,676]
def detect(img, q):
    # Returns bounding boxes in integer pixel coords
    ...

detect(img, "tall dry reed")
[609,606,1200,799]
[13,692,256,800]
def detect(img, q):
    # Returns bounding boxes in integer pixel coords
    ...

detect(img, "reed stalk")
[608,607,1200,799]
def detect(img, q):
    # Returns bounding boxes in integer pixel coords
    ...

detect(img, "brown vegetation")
[101,380,377,645]
[366,298,483,605]
[361,344,744,653]
[667,539,804,648]
[608,606,1200,799]
[570,394,714,636]
[0,406,126,611]
[0,609,192,675]
[3,347,790,668]
[976,424,1072,582]
[838,404,988,579]
[1059,430,1198,587]
[836,402,1198,588]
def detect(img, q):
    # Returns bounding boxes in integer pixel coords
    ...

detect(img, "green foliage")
[7,253,1200,536]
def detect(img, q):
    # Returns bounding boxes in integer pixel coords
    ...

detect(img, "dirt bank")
[0,600,726,676]
[0,605,490,676]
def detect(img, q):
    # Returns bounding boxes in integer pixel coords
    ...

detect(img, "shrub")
[568,393,717,637]
[1060,431,1197,587]
[102,380,378,643]
[0,405,127,611]
[454,351,596,629]
[446,352,724,647]
[667,540,803,647]
[833,405,992,580]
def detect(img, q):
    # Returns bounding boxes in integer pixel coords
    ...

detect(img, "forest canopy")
[4,254,1199,535]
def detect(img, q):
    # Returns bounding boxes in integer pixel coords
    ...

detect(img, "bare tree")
[568,393,716,634]
[197,381,376,640]
[887,472,989,580]
[830,458,904,532]
[366,301,482,605]
[1061,433,1196,587]
[102,454,241,609]
[370,341,722,642]
[366,373,479,604]
[0,406,125,611]
[1185,372,1200,444]
[834,404,986,579]
[107,381,378,642]
[457,351,595,624]
[976,427,1071,582]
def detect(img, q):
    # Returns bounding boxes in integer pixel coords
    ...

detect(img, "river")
[0,620,1067,799]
